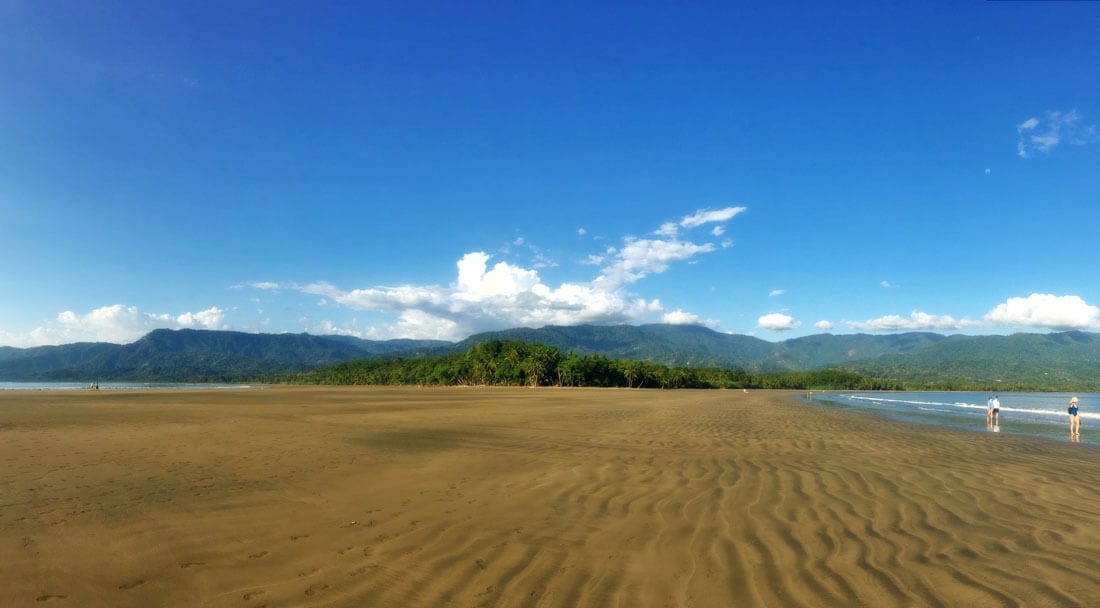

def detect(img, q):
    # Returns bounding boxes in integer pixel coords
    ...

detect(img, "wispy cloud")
[769,289,785,297]
[847,311,979,332]
[1017,109,1097,158]
[681,207,747,228]
[656,206,747,238]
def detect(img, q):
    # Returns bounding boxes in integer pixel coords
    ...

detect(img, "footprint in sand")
[35,594,68,602]
[118,580,145,590]
[248,551,268,559]
[242,589,266,600]
[179,562,205,569]
[304,583,329,597]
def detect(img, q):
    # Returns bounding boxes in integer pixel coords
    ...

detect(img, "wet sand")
[2,386,1098,607]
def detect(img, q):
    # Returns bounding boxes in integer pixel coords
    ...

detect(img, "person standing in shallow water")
[1069,397,1081,437]
[991,395,1001,426]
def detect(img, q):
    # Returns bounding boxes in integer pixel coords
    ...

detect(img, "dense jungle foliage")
[282,339,903,390]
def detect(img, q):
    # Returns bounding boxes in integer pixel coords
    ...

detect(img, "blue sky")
[2,1,1099,347]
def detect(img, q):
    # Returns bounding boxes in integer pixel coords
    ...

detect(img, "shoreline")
[3,386,1098,606]
[808,389,1097,448]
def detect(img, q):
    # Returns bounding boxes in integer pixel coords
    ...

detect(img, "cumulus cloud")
[662,310,701,325]
[289,250,669,340]
[846,294,1100,334]
[1017,109,1097,158]
[176,307,226,329]
[983,293,1100,329]
[10,304,227,346]
[261,208,747,340]
[758,312,802,331]
[814,320,835,331]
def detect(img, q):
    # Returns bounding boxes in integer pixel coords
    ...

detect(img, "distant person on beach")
[987,396,994,424]
[1069,397,1081,437]
[991,396,1001,425]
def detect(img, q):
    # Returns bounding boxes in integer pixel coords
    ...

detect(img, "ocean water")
[808,391,1096,445]
[0,382,260,391]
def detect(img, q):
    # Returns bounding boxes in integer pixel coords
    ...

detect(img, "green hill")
[2,326,1099,388]
[0,329,449,382]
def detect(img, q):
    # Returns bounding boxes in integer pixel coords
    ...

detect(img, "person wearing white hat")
[1068,397,1081,437]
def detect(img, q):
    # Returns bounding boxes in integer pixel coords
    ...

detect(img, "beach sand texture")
[2,386,1098,607]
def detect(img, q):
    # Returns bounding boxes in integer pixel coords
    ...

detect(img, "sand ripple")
[2,387,1098,606]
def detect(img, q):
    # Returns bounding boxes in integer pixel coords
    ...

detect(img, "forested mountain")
[447,325,1100,388]
[447,324,778,368]
[450,325,949,372]
[843,331,1100,387]
[0,329,449,382]
[1,325,1098,388]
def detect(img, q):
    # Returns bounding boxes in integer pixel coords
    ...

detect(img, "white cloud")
[680,206,747,229]
[244,281,280,290]
[176,307,226,329]
[983,293,1100,329]
[662,309,700,325]
[847,311,979,332]
[814,320,835,331]
[260,210,746,341]
[654,206,747,238]
[769,289,785,297]
[599,237,715,285]
[284,250,672,340]
[390,309,462,341]
[655,222,680,238]
[10,304,228,346]
[0,209,745,347]
[1017,109,1097,158]
[845,294,1100,334]
[758,312,802,331]
[880,280,896,289]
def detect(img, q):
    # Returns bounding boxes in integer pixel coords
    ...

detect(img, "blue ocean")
[808,391,1096,445]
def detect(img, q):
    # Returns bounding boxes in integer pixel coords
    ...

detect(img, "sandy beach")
[2,386,1098,607]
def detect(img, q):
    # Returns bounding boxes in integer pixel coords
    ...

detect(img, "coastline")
[808,389,1096,446]
[3,386,1098,606]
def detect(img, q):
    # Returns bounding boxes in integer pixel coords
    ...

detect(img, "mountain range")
[1,325,1098,387]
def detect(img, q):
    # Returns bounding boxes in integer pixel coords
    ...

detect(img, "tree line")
[281,339,902,390]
